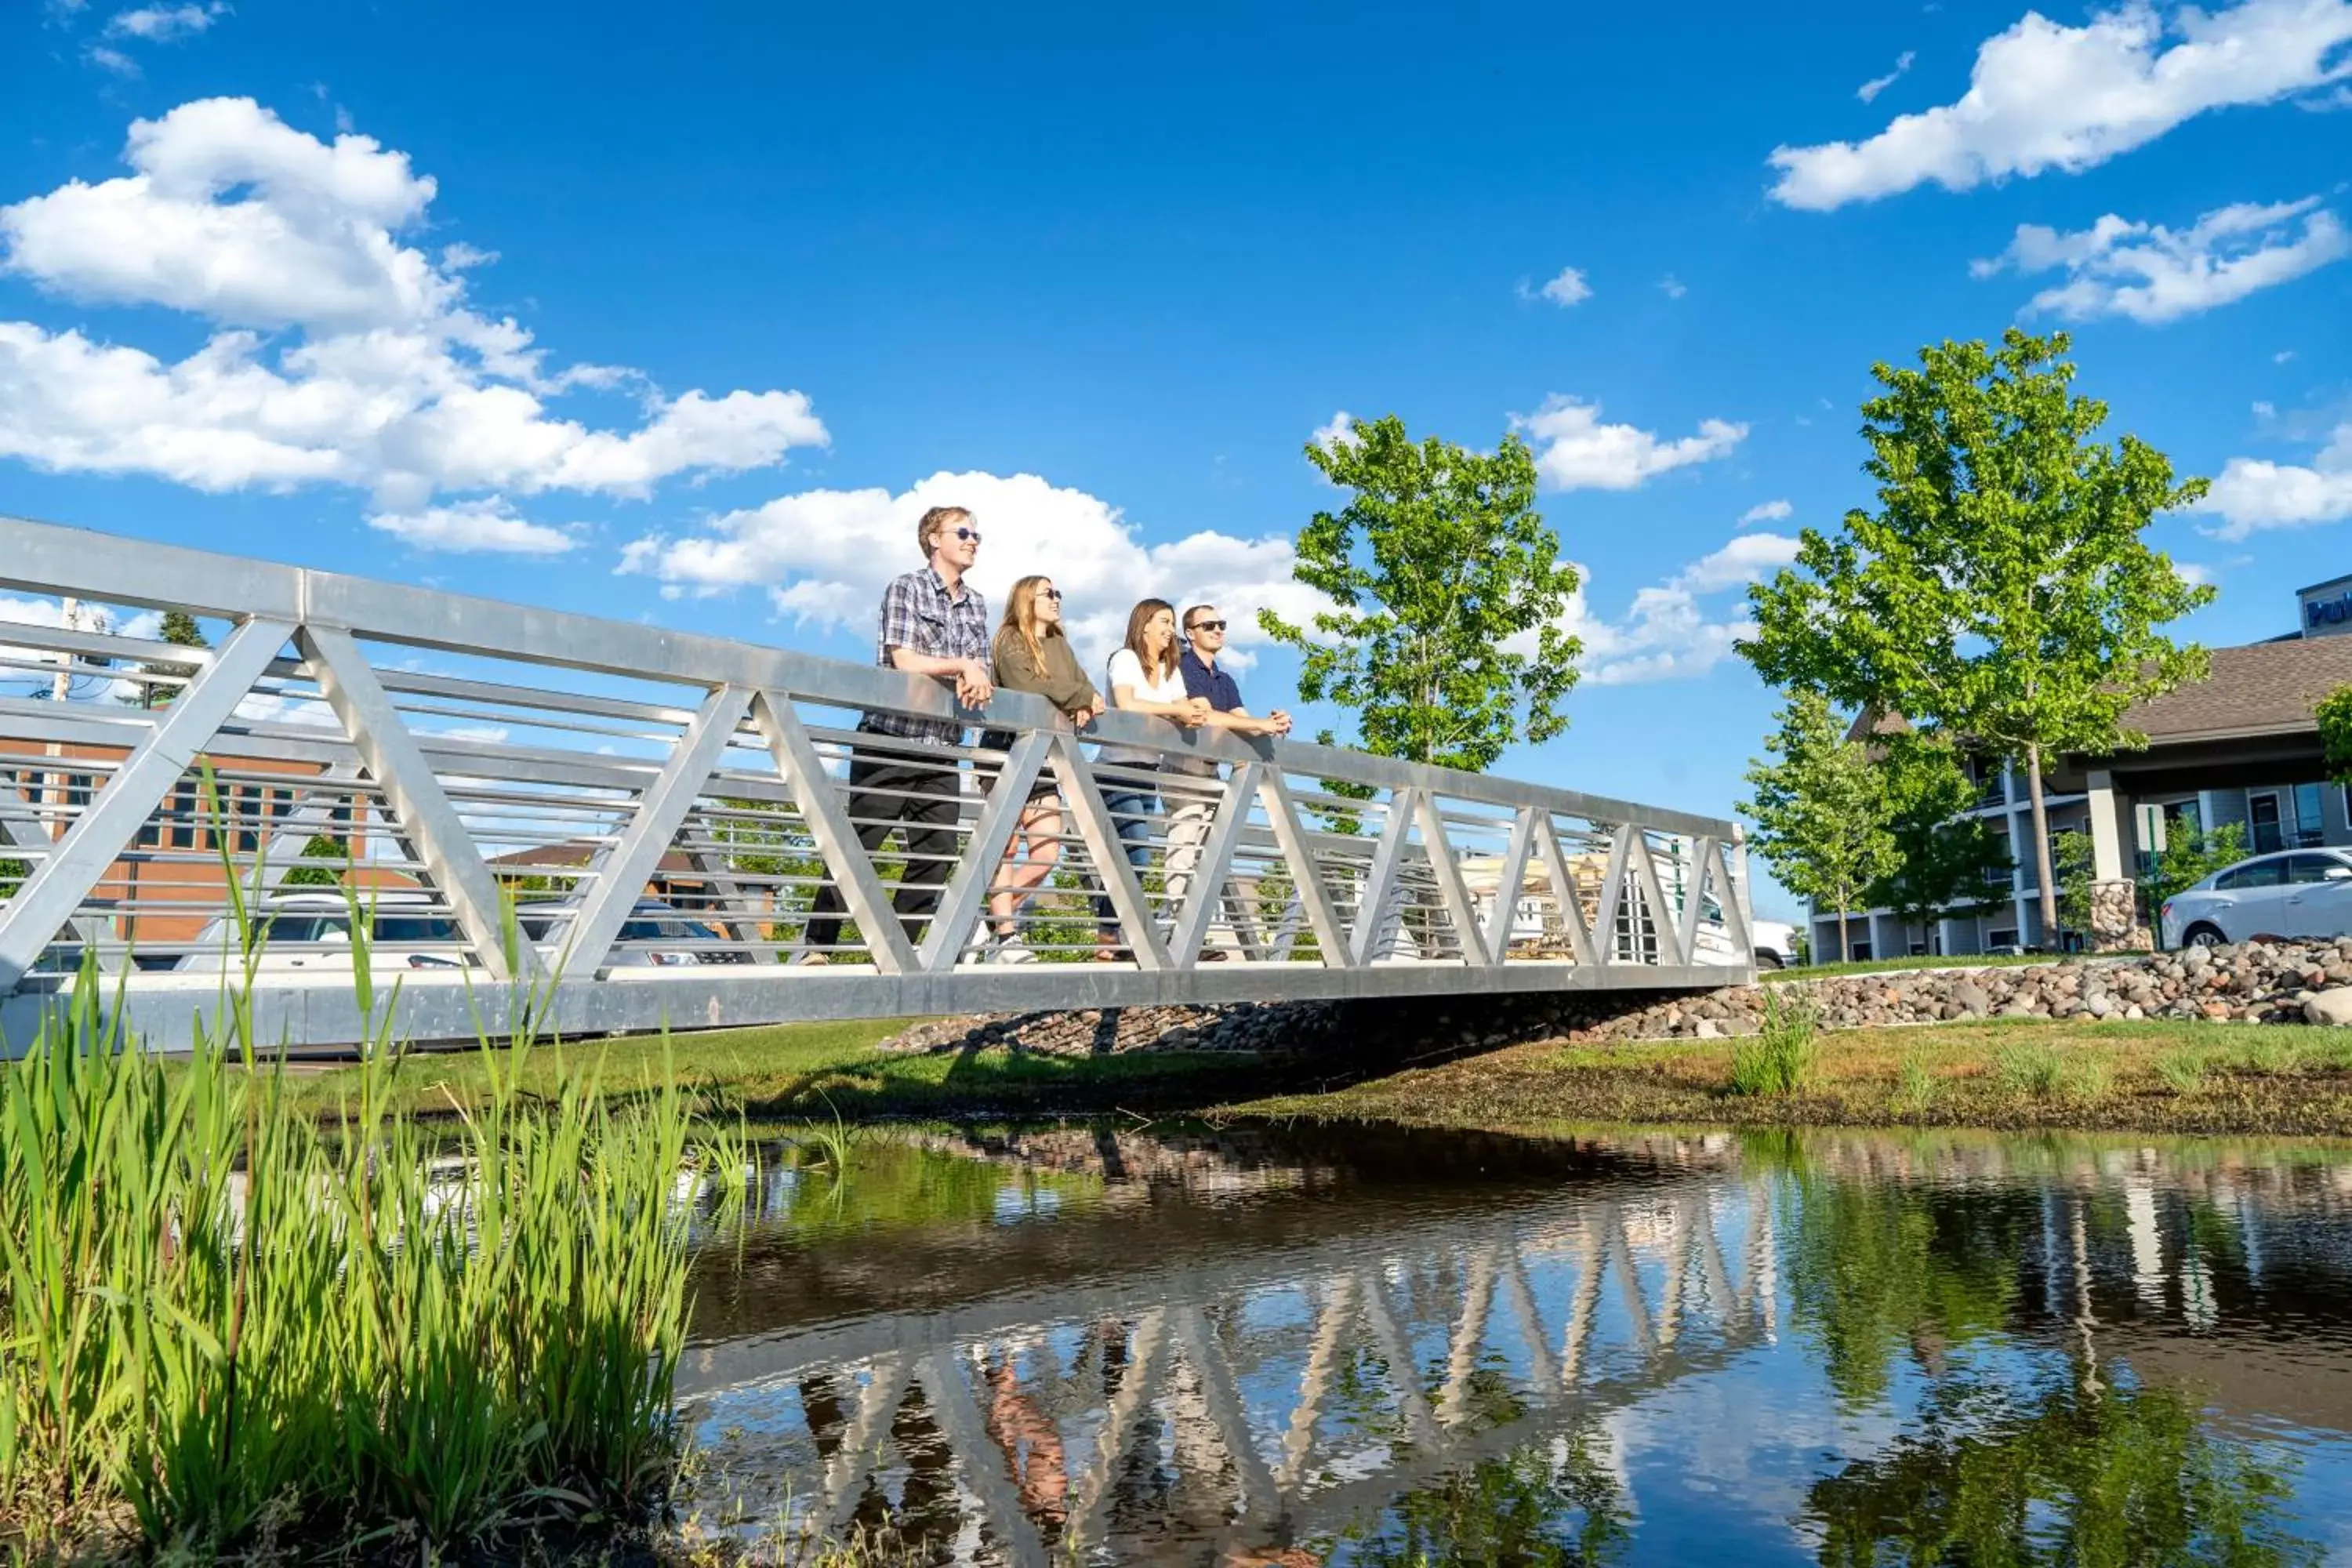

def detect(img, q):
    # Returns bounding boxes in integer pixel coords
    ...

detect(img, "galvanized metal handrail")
[0,515,1751,1051]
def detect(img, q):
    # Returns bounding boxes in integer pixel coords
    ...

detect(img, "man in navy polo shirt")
[1167,604,1291,955]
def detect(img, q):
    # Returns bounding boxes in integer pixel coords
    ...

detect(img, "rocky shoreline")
[877,940,2352,1060]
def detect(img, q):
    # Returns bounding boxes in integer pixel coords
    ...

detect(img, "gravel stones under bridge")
[877,940,2352,1059]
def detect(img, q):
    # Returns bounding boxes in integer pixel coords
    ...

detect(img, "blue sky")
[5,0,2350,918]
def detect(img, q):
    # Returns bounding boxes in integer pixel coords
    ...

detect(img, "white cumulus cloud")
[1519,396,1747,491]
[1769,0,2352,211]
[365,498,579,556]
[104,2,225,41]
[618,470,1334,675]
[0,98,827,506]
[1971,195,2349,321]
[1519,266,1592,307]
[1738,499,1794,526]
[1534,535,1798,686]
[1857,50,1918,103]
[1310,410,1358,453]
[2200,420,2352,538]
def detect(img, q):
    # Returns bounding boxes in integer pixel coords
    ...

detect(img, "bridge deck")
[0,516,1750,1052]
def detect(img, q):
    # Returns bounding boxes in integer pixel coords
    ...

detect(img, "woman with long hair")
[980,575,1102,962]
[1092,597,1211,960]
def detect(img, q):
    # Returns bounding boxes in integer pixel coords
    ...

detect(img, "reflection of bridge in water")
[674,1130,2352,1564]
[680,1132,1777,1563]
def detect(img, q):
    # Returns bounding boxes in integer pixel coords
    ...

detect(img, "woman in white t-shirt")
[1091,597,1211,959]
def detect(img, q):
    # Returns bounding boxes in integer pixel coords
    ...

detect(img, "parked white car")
[2161,849,2352,949]
[1748,917,1799,970]
[174,892,473,975]
[515,899,751,967]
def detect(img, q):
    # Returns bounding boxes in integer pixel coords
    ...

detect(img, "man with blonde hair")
[797,505,994,962]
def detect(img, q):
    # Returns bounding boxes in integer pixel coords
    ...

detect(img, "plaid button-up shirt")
[863,565,991,745]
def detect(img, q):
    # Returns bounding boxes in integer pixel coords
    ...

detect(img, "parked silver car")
[2160,848,2352,949]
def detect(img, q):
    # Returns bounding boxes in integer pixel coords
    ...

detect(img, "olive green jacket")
[992,628,1100,716]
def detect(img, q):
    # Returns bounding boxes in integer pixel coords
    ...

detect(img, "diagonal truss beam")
[1531,815,1598,967]
[553,684,753,979]
[1051,733,1168,971]
[1626,829,1685,967]
[1348,787,1417,967]
[1416,793,1487,966]
[1592,823,1635,966]
[0,616,294,993]
[0,782,118,972]
[1168,762,1261,966]
[1711,837,1753,961]
[1258,769,1352,968]
[916,728,1051,971]
[1480,807,1540,966]
[1672,837,1719,969]
[749,693,916,975]
[301,625,537,985]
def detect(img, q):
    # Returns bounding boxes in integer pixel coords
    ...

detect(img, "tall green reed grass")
[0,880,746,1560]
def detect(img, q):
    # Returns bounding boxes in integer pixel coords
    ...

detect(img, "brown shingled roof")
[2122,637,2352,742]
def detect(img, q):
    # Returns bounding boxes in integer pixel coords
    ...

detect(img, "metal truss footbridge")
[0,517,1750,1052]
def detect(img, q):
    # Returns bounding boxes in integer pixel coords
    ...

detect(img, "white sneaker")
[989,938,1038,964]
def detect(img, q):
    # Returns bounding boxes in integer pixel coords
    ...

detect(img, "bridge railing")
[0,516,1748,1049]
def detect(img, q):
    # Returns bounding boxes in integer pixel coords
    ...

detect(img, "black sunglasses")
[952,527,982,543]
[1040,586,1062,601]
[1188,619,1228,633]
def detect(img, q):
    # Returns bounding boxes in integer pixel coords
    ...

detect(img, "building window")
[2296,782,2327,848]
[167,779,198,850]
[1990,927,2019,949]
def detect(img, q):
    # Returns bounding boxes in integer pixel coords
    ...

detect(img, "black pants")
[800,753,961,952]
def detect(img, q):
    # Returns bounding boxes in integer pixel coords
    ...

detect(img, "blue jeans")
[1091,781,1160,933]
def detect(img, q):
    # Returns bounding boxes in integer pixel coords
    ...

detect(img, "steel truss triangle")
[1479,807,1541,966]
[1591,823,1635,967]
[300,624,539,985]
[0,615,295,993]
[549,684,753,979]
[1531,815,1599,967]
[1258,769,1352,967]
[1672,836,1719,970]
[1050,733,1168,970]
[1347,787,1417,967]
[1414,793,1487,965]
[1168,762,1262,965]
[1624,829,1685,967]
[916,728,1052,971]
[748,693,916,975]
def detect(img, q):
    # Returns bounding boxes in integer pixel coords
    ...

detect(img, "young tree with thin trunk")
[1744,330,2212,946]
[1740,692,1899,964]
[1260,415,1582,772]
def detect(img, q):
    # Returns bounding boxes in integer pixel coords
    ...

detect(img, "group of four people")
[799,503,1290,964]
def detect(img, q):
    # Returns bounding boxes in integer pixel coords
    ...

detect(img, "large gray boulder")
[2304,989,2352,1028]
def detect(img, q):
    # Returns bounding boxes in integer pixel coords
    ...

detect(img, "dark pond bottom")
[670,1122,2352,1565]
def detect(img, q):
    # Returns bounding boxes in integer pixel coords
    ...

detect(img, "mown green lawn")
[1230,1016,2352,1138]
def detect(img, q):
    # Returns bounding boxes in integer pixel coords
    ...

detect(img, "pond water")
[671,1123,2352,1565]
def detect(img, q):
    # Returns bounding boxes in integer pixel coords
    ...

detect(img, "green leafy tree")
[1806,1377,2314,1566]
[1864,738,2012,942]
[1744,329,2213,946]
[1740,693,1899,964]
[2052,829,2097,946]
[280,833,353,888]
[132,609,209,709]
[2139,820,2246,913]
[0,856,23,898]
[2317,684,2352,783]
[1261,415,1582,772]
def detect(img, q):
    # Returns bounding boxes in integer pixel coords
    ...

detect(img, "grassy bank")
[1228,1016,2352,1137]
[263,1018,1298,1129]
